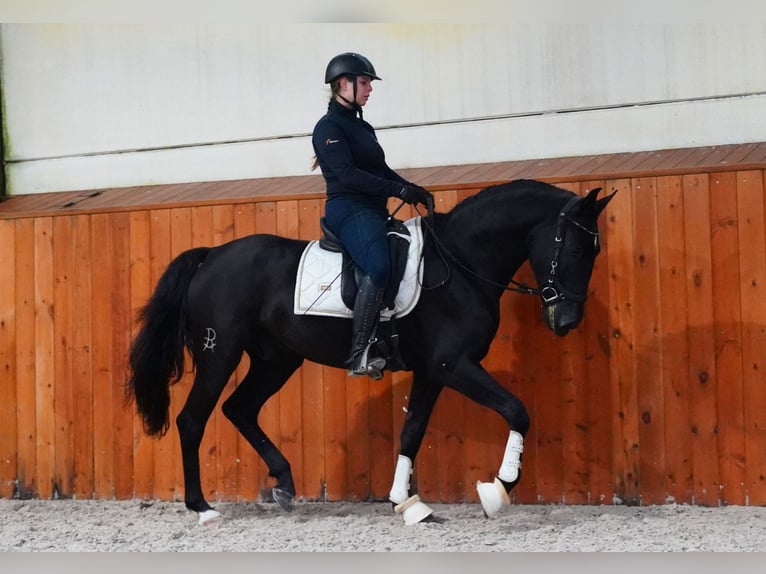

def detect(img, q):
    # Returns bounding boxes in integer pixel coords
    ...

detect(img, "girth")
[319,216,411,310]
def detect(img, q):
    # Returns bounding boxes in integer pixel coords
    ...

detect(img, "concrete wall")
[2,23,766,195]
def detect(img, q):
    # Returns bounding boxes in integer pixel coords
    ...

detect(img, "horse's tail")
[125,246,210,437]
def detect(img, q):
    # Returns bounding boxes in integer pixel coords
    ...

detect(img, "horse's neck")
[444,189,560,287]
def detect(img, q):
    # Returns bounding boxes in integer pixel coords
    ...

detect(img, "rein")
[413,194,599,304]
[415,206,539,296]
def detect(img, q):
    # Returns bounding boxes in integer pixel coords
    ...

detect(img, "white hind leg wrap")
[389,455,412,504]
[497,431,524,483]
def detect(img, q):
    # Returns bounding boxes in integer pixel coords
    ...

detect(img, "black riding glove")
[397,184,433,207]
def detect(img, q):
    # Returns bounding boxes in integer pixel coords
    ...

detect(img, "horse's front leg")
[388,371,443,524]
[440,358,530,518]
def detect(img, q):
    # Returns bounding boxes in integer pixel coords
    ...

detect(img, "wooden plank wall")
[1,169,766,507]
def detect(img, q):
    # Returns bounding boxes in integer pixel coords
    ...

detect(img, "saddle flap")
[384,218,413,309]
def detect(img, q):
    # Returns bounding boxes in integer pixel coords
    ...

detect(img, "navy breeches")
[325,202,390,288]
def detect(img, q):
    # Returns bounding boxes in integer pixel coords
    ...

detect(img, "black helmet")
[324,52,381,84]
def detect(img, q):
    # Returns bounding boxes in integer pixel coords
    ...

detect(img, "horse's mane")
[447,179,571,219]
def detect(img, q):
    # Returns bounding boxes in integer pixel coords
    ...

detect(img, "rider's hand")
[398,184,433,207]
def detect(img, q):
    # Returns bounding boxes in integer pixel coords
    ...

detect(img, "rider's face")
[339,75,373,107]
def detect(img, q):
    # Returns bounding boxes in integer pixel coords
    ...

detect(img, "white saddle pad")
[294,216,424,319]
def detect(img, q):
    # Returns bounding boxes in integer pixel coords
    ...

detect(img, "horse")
[125,178,615,525]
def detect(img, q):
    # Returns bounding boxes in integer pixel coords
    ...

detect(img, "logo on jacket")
[325,138,339,145]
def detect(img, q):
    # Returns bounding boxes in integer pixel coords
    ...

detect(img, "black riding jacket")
[312,99,411,211]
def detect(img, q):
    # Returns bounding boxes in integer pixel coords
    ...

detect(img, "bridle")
[537,195,600,305]
[414,194,600,306]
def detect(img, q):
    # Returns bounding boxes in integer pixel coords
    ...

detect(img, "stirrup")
[347,343,386,380]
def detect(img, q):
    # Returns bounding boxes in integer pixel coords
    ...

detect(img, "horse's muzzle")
[541,301,583,336]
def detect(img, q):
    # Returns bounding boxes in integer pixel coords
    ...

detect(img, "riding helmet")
[324,52,381,84]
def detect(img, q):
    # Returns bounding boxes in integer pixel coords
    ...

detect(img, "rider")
[311,52,432,377]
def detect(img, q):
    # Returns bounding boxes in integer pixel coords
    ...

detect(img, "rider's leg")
[326,205,390,378]
[346,274,385,376]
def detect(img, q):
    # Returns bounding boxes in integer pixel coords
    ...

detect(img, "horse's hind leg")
[221,352,303,511]
[176,362,239,524]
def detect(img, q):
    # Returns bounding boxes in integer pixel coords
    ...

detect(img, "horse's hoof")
[393,495,433,525]
[272,487,294,511]
[420,513,447,524]
[476,477,510,518]
[197,509,221,525]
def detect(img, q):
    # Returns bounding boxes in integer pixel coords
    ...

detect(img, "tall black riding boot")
[346,274,386,378]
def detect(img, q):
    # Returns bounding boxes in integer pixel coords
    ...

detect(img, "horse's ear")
[579,187,602,211]
[595,188,618,215]
[581,186,616,215]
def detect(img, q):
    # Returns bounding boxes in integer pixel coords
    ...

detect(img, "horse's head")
[527,186,616,336]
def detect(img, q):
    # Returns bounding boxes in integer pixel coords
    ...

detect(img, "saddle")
[316,216,414,373]
[318,216,412,311]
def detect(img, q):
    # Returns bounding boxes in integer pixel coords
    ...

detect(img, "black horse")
[126,178,615,524]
